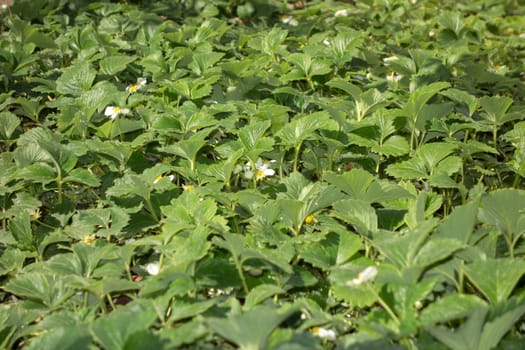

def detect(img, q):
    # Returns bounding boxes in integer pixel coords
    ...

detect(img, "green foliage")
[1,0,525,349]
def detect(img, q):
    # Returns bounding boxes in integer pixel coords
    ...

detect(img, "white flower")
[244,158,276,180]
[233,164,243,175]
[383,55,399,64]
[312,327,337,341]
[153,174,175,184]
[488,65,507,73]
[334,9,349,17]
[104,106,130,120]
[145,262,160,276]
[0,0,12,11]
[182,183,194,191]
[281,15,298,26]
[386,71,403,82]
[323,39,330,46]
[346,266,378,286]
[126,77,147,93]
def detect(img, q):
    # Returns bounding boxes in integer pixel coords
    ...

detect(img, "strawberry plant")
[1,0,525,349]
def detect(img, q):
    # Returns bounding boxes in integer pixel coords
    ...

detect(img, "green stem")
[233,255,249,294]
[52,160,63,204]
[158,252,165,270]
[458,260,465,293]
[106,294,117,311]
[279,152,286,180]
[512,173,521,188]
[293,142,302,173]
[410,123,416,152]
[99,297,108,314]
[368,285,400,325]
[375,154,382,174]
[144,193,159,222]
[306,75,315,91]
[1,197,6,230]
[493,124,498,148]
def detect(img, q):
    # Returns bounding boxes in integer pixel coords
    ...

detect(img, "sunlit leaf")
[464,258,525,305]
[56,61,96,96]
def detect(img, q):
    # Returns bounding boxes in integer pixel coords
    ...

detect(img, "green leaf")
[207,304,298,350]
[440,88,478,116]
[9,17,57,49]
[403,82,450,121]
[427,307,488,350]
[325,170,413,204]
[420,294,487,326]
[123,330,164,350]
[85,278,139,298]
[162,190,229,234]
[332,199,378,235]
[434,200,479,243]
[63,168,101,187]
[14,127,77,172]
[16,163,55,185]
[56,61,96,96]
[188,51,224,76]
[90,301,157,350]
[479,294,525,350]
[25,326,92,350]
[71,242,117,278]
[329,264,379,308]
[299,232,339,270]
[478,189,525,241]
[3,273,72,307]
[478,96,514,125]
[325,169,375,199]
[159,319,208,348]
[285,53,331,79]
[99,55,137,75]
[161,128,214,171]
[0,248,27,276]
[326,77,362,98]
[237,120,274,161]
[463,258,525,305]
[373,219,438,270]
[276,111,332,148]
[386,142,458,180]
[78,80,119,110]
[165,226,212,271]
[8,211,34,251]
[251,27,288,57]
[244,284,285,309]
[169,298,217,323]
[108,118,146,139]
[374,135,410,157]
[337,231,363,265]
[385,158,428,180]
[0,111,20,139]
[413,238,463,268]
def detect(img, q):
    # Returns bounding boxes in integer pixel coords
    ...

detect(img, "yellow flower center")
[30,209,41,221]
[183,184,194,191]
[129,84,138,93]
[256,169,265,179]
[113,107,121,113]
[82,235,96,245]
[305,214,316,224]
[154,175,163,184]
